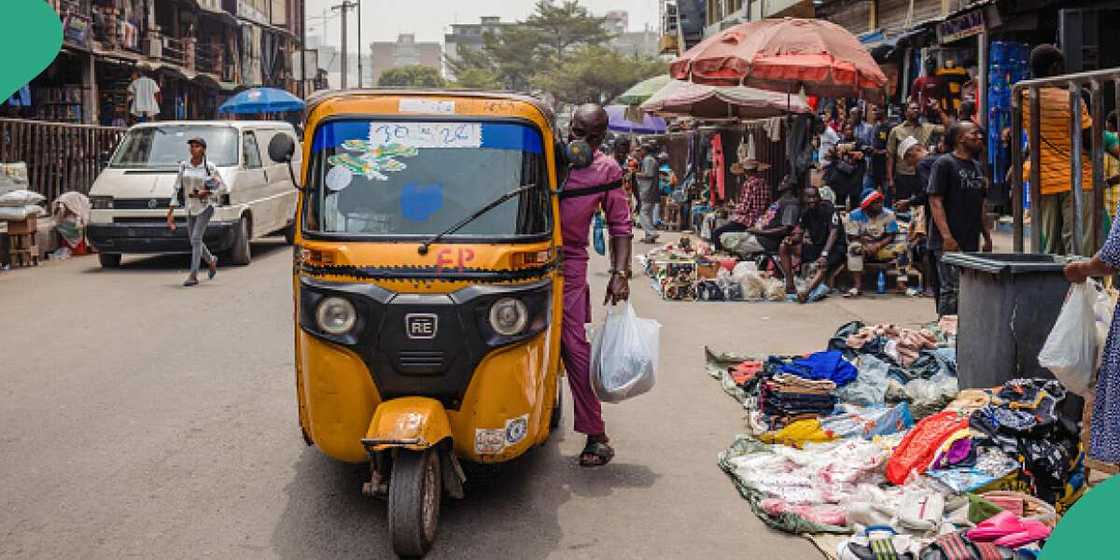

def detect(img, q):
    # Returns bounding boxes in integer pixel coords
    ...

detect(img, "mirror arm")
[286,161,302,191]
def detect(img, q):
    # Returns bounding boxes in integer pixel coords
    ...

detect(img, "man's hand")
[943,236,961,252]
[604,273,630,305]
[166,214,176,232]
[1064,261,1090,284]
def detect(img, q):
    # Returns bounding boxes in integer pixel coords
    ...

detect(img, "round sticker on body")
[325,165,354,191]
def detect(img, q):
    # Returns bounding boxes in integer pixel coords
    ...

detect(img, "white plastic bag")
[590,302,660,403]
[1039,281,1099,396]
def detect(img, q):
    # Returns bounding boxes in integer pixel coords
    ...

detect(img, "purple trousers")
[560,257,604,436]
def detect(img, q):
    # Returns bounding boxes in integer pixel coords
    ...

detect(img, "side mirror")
[268,133,295,163]
[268,133,302,190]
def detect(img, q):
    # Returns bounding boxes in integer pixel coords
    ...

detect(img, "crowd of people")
[619,44,1120,318]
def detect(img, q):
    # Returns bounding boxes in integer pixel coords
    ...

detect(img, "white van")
[87,120,302,268]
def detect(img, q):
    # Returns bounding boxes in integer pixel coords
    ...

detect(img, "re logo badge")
[405,313,438,339]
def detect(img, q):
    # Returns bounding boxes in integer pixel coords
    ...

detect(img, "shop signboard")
[938,10,985,44]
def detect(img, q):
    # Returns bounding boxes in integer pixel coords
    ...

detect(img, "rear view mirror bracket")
[268,133,303,190]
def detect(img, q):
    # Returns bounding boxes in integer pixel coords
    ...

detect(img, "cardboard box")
[696,262,719,279]
[6,215,37,235]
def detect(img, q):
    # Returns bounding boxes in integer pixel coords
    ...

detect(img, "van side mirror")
[268,133,302,190]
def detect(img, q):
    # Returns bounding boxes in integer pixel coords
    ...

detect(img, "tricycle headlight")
[91,196,113,210]
[489,297,528,337]
[316,296,356,335]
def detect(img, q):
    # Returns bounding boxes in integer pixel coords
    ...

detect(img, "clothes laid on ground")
[778,351,858,387]
[926,153,986,253]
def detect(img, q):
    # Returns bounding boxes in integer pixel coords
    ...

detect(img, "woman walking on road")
[167,137,224,287]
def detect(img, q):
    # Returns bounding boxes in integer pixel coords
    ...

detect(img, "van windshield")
[303,119,551,239]
[110,125,239,168]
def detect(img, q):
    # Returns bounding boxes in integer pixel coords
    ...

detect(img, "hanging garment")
[710,133,725,204]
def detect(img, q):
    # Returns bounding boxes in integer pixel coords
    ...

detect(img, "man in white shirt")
[127,71,160,123]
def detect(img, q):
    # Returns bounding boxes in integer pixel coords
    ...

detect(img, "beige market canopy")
[640,78,811,119]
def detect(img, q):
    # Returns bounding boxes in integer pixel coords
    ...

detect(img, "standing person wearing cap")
[843,190,907,297]
[710,160,770,253]
[887,101,946,206]
[167,137,226,287]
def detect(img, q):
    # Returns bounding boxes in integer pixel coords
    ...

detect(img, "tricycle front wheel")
[389,448,442,558]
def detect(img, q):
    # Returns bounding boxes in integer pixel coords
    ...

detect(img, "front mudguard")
[361,397,452,453]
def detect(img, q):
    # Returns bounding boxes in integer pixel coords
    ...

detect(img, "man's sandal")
[579,440,615,467]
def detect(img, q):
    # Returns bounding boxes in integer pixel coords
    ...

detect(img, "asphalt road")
[0,235,935,559]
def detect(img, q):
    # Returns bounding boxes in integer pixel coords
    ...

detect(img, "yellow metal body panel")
[297,332,383,463]
[365,397,452,451]
[292,91,564,465]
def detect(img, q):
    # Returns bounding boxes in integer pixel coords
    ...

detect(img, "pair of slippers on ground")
[841,523,1041,560]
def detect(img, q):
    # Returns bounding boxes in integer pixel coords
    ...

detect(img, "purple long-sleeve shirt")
[560,151,633,263]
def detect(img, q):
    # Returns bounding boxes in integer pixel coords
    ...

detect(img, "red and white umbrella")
[669,18,888,102]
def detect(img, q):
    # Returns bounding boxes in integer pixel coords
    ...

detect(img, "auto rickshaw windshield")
[303,119,552,238]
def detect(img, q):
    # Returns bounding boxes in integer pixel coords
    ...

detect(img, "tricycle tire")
[389,448,441,558]
[98,253,122,268]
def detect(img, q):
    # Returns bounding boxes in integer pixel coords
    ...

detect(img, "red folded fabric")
[885,410,969,485]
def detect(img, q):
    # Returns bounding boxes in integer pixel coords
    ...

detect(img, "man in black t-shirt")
[780,186,844,302]
[864,105,891,197]
[928,120,992,316]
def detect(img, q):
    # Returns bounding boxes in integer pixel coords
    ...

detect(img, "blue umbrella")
[218,87,305,114]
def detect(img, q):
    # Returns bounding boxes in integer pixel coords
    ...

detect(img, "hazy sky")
[305,0,659,50]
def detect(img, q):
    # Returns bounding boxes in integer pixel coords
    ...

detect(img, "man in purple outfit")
[558,104,633,467]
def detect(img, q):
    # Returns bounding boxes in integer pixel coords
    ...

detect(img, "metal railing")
[195,43,223,76]
[1011,67,1120,254]
[161,35,186,67]
[0,119,126,207]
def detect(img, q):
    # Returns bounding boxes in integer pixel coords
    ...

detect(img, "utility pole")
[331,0,359,89]
[300,0,307,97]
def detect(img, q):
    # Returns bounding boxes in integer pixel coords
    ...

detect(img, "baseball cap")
[897,136,919,161]
[186,137,207,148]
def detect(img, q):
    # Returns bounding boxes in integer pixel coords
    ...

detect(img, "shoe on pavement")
[183,276,199,287]
[208,256,218,280]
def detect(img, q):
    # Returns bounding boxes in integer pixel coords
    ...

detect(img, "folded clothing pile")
[845,323,939,367]
[760,375,838,420]
[968,378,1082,505]
[779,350,859,387]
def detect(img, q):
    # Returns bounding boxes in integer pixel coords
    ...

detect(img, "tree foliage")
[446,0,665,106]
[378,65,446,88]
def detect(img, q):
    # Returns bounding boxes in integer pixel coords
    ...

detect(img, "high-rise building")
[604,10,629,34]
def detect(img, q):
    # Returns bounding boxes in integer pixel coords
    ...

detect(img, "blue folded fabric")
[778,350,858,387]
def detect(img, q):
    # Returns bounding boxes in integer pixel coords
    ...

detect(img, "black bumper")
[88,221,238,254]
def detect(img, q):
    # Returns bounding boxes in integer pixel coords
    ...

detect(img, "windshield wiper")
[417,184,536,255]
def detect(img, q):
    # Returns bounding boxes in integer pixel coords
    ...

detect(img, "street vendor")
[559,104,633,467]
[844,190,907,297]
[720,174,799,258]
[710,160,770,252]
[780,186,844,303]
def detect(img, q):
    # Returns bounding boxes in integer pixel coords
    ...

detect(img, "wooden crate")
[6,215,37,235]
[8,232,38,267]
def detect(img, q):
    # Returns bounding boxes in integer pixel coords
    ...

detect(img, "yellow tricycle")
[267,89,564,557]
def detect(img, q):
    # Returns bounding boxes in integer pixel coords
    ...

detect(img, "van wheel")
[229,216,251,266]
[282,221,295,245]
[98,253,122,268]
[389,448,441,558]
